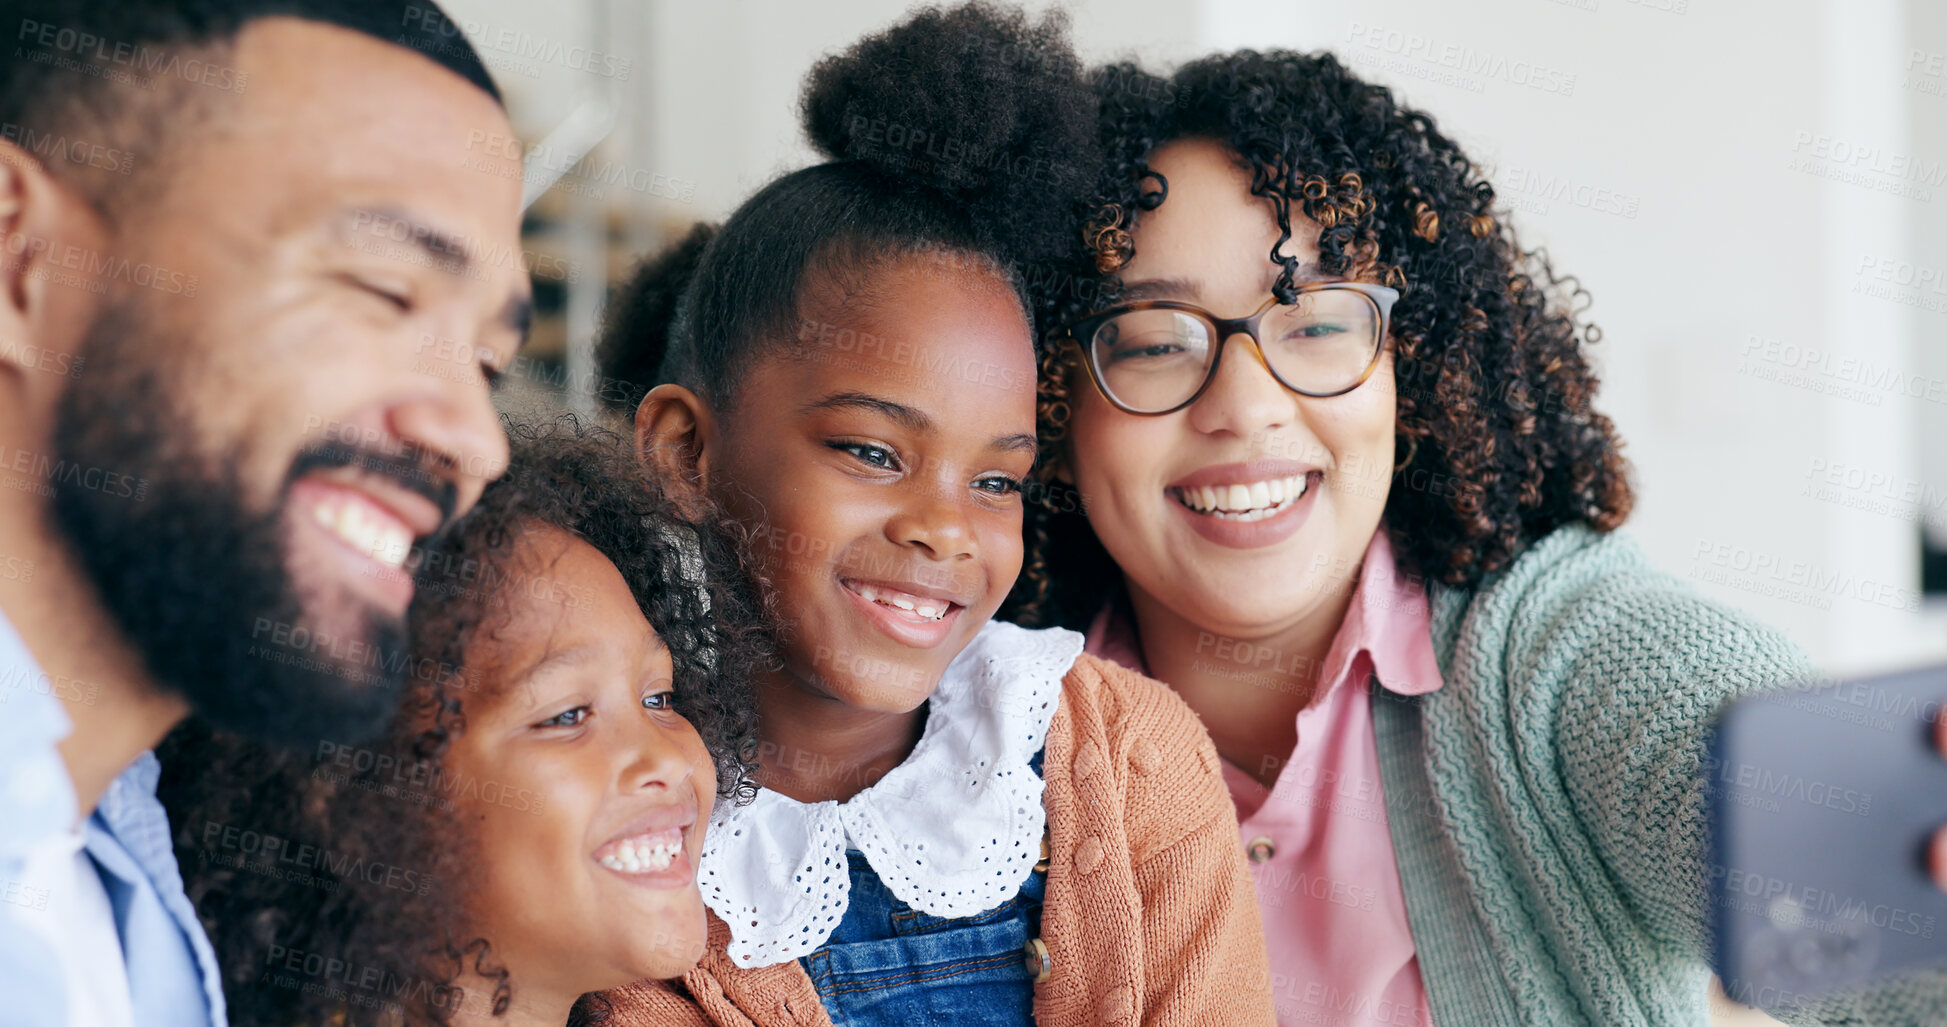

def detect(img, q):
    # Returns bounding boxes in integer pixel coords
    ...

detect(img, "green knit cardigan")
[1381,524,1947,1025]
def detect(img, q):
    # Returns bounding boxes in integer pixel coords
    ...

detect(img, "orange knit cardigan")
[604,652,1275,1027]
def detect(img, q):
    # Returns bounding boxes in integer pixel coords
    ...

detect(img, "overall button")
[1246,835,1276,863]
[1023,937,1053,983]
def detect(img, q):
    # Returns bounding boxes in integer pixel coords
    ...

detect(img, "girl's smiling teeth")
[1171,472,1318,522]
[595,827,685,874]
[842,580,953,622]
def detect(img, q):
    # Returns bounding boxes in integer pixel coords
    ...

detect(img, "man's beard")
[47,298,452,750]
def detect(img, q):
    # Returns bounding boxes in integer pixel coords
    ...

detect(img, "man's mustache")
[286,441,460,534]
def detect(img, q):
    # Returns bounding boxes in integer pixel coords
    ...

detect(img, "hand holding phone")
[1933,715,1947,890]
[1706,666,1947,1011]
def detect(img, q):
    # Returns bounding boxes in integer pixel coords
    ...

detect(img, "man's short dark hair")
[0,0,502,215]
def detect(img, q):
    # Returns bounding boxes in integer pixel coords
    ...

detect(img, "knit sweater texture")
[1387,524,1946,1025]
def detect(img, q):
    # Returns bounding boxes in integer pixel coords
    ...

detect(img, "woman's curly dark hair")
[156,413,772,1026]
[1005,50,1634,629]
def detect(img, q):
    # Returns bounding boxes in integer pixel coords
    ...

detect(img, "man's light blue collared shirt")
[0,608,226,1027]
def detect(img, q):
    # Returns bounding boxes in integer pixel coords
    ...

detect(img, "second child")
[599,6,1274,1027]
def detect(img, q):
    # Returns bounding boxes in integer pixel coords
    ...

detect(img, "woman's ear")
[635,383,718,520]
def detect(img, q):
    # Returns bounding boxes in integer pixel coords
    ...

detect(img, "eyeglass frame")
[1048,281,1401,416]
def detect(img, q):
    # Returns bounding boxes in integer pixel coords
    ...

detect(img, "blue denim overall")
[797,750,1047,1027]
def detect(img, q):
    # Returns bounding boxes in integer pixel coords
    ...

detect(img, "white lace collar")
[698,620,1084,968]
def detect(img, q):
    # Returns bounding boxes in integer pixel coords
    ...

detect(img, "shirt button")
[1023,937,1052,983]
[1246,835,1276,863]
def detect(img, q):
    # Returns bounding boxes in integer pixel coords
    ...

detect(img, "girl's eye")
[537,705,592,729]
[975,475,1022,496]
[641,691,676,712]
[830,441,898,470]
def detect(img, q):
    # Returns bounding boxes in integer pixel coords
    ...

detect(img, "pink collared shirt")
[1086,529,1440,1027]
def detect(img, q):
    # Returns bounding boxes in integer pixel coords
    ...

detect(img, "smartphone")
[1706,665,1947,1011]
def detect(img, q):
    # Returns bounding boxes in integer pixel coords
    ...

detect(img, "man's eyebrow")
[338,205,474,277]
[802,391,934,434]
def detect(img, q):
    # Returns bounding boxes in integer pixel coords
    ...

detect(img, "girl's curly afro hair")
[1006,50,1634,629]
[595,1,1098,412]
[157,413,772,1026]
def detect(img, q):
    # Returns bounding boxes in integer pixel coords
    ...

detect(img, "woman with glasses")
[1005,51,1933,1026]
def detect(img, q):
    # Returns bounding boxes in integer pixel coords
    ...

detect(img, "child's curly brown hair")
[157,413,772,1026]
[1007,49,1634,629]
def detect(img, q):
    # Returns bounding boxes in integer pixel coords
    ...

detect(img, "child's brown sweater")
[604,652,1275,1026]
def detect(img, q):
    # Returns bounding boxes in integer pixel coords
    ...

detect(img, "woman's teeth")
[1173,474,1312,522]
[310,495,413,568]
[848,582,949,621]
[597,830,684,874]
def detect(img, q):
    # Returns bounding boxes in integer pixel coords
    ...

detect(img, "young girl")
[158,416,770,1026]
[597,6,1273,1026]
[1008,50,1947,1026]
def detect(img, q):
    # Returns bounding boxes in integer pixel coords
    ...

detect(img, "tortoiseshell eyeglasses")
[1049,282,1399,415]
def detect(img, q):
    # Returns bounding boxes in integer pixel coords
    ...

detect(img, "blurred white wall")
[442,0,1947,676]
